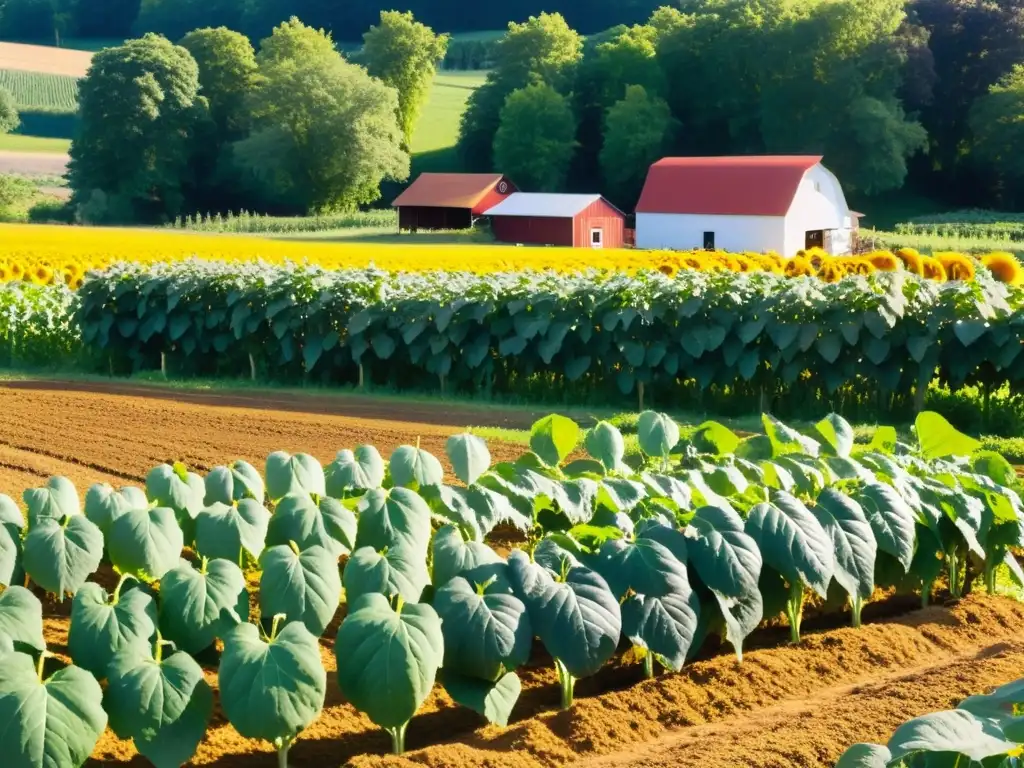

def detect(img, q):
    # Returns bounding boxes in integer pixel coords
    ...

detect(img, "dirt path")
[0,150,69,175]
[0,381,534,495]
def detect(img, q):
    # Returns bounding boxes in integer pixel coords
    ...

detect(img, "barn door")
[805,230,824,250]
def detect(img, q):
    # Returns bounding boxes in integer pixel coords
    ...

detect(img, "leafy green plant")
[159,557,249,654]
[259,543,341,637]
[107,505,184,582]
[194,499,270,565]
[67,574,157,678]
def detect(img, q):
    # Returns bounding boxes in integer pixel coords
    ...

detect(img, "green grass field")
[0,134,71,153]
[410,70,487,156]
[0,69,79,111]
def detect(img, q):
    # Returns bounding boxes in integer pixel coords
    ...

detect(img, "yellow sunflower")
[816,262,846,283]
[867,251,899,271]
[981,252,1024,286]
[785,256,814,277]
[30,264,54,285]
[935,252,976,281]
[921,256,947,282]
[896,248,924,276]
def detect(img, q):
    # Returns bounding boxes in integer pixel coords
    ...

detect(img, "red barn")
[484,193,625,248]
[391,173,516,231]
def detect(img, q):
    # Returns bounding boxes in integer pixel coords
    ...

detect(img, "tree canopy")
[493,82,577,192]
[600,85,674,207]
[0,86,18,134]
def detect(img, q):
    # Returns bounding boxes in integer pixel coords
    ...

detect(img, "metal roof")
[484,193,605,218]
[636,156,823,216]
[391,173,508,211]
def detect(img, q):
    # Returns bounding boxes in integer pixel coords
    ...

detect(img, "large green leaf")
[530,414,581,467]
[343,545,430,605]
[813,413,854,458]
[441,670,521,728]
[745,492,834,598]
[23,515,104,598]
[68,579,157,679]
[433,572,532,681]
[194,499,270,563]
[431,525,502,587]
[834,744,891,767]
[971,451,1018,488]
[712,588,763,662]
[265,452,325,502]
[426,483,530,542]
[335,593,444,730]
[622,589,700,673]
[83,484,145,537]
[260,544,341,638]
[507,549,621,679]
[389,445,444,488]
[204,460,265,505]
[687,505,762,599]
[355,487,432,557]
[812,489,876,602]
[584,421,626,472]
[159,558,248,654]
[105,647,212,768]
[266,493,356,558]
[0,521,20,588]
[325,446,385,497]
[23,476,79,526]
[636,411,680,459]
[108,506,183,582]
[690,421,740,456]
[915,412,981,460]
[0,586,45,652]
[146,464,205,538]
[0,652,107,768]
[0,493,24,532]
[219,621,326,749]
[446,433,491,486]
[852,482,916,572]
[887,709,1015,762]
[594,536,690,601]
[762,414,820,457]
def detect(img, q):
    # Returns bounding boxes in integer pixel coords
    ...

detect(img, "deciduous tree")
[601,85,673,206]
[969,64,1024,207]
[179,26,258,141]
[0,86,18,134]
[493,81,576,191]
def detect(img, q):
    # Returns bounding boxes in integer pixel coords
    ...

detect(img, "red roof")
[636,156,823,216]
[391,173,510,213]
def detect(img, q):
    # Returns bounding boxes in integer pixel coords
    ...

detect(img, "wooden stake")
[637,381,645,412]
[249,353,257,382]
[160,352,167,379]
[358,363,365,390]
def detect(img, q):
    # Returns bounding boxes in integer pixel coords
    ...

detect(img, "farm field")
[409,69,487,157]
[0,41,92,76]
[0,379,1023,767]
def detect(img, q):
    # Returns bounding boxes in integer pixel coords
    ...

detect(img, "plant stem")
[850,594,863,629]
[643,652,654,679]
[947,550,961,599]
[921,581,932,609]
[35,650,48,681]
[388,723,407,755]
[555,658,576,710]
[985,556,999,595]
[111,572,134,604]
[277,740,290,768]
[786,582,805,644]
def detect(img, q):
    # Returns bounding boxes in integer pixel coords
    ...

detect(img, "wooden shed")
[391,173,516,231]
[484,193,625,248]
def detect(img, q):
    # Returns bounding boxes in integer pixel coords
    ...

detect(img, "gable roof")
[636,156,823,216]
[391,173,508,211]
[484,193,618,218]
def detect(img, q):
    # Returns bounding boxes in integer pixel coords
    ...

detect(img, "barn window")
[703,231,715,250]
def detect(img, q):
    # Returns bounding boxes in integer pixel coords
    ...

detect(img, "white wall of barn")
[782,164,854,255]
[635,213,786,252]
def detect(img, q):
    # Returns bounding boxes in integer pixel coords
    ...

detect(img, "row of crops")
[74,261,1024,409]
[0,409,1021,765]
[836,676,1024,766]
[0,69,79,111]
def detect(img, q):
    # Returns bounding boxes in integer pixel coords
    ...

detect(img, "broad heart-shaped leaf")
[852,482,916,572]
[267,493,356,558]
[711,587,763,662]
[0,586,45,652]
[355,487,432,557]
[146,464,205,533]
[530,414,581,467]
[23,476,79,525]
[867,426,898,454]
[0,493,24,532]
[204,460,265,505]
[446,433,491,486]
[762,414,820,457]
[971,451,1018,488]
[264,452,325,502]
[426,484,530,542]
[508,549,621,679]
[68,580,158,679]
[344,545,430,605]
[834,743,891,767]
[389,445,444,489]
[260,545,341,638]
[105,648,212,768]
[23,515,104,598]
[432,525,502,587]
[108,506,183,582]
[584,421,626,471]
[335,593,444,730]
[325,446,385,497]
[690,421,741,456]
[83,484,146,537]
[441,670,521,728]
[915,411,981,460]
[686,505,763,599]
[434,573,532,681]
[220,621,326,747]
[195,499,270,564]
[813,413,854,458]
[0,652,107,768]
[887,709,1016,762]
[812,489,876,602]
[594,536,690,601]
[622,588,700,672]
[159,558,249,654]
[745,492,834,598]
[636,411,680,459]
[0,521,21,588]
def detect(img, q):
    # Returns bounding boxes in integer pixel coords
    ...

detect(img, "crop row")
[0,69,79,111]
[75,261,1024,408]
[0,409,1021,765]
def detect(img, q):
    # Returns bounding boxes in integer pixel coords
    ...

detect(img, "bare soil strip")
[0,150,69,175]
[0,41,92,76]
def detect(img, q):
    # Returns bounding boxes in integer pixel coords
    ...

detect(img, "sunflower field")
[0,224,1022,288]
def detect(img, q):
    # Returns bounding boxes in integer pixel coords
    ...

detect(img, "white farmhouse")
[634,156,859,256]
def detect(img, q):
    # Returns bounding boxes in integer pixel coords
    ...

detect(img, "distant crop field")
[410,70,487,156]
[0,41,92,77]
[0,69,79,111]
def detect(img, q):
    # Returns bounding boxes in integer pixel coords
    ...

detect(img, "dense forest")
[0,0,661,41]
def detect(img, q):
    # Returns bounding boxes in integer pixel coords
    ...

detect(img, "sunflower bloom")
[658,263,677,277]
[785,256,814,277]
[921,257,947,281]
[981,252,1024,286]
[817,262,845,283]
[896,248,924,276]
[868,251,899,271]
[936,252,976,281]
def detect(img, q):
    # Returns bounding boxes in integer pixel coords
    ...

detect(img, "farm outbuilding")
[635,156,856,256]
[484,193,625,248]
[391,173,516,231]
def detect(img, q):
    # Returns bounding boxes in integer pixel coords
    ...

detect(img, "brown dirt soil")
[0,41,93,76]
[0,150,69,176]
